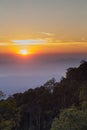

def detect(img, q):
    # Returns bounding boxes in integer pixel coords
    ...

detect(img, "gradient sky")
[0,0,87,95]
[0,0,87,54]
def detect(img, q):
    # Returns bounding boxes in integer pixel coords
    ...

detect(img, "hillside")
[0,61,87,130]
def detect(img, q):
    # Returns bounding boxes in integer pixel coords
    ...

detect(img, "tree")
[0,91,5,99]
[43,78,56,93]
[0,98,20,130]
[51,107,87,130]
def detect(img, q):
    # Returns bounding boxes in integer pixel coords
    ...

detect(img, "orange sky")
[0,0,87,54]
[0,40,87,54]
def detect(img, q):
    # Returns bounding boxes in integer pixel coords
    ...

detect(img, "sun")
[20,49,28,55]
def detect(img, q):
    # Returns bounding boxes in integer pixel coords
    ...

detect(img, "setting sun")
[20,49,28,55]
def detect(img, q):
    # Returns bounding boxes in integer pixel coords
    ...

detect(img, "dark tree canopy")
[0,61,87,130]
[51,107,87,130]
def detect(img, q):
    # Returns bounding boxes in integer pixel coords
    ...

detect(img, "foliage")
[0,98,20,130]
[51,107,87,130]
[0,61,87,130]
[0,91,5,99]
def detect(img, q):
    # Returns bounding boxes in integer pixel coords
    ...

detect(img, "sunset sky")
[0,0,87,54]
[0,0,87,95]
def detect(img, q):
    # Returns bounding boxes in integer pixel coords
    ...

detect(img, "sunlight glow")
[20,49,28,55]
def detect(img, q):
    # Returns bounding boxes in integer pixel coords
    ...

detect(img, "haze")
[0,0,87,96]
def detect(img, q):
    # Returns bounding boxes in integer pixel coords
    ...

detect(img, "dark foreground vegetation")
[0,61,87,130]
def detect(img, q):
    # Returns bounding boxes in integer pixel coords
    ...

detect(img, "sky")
[0,53,87,96]
[0,0,87,54]
[0,0,87,96]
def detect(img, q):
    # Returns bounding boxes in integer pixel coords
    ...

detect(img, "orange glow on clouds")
[0,39,87,54]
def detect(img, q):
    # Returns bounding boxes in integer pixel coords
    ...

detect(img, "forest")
[0,61,87,130]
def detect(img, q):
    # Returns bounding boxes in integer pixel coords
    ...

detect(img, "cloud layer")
[12,39,47,45]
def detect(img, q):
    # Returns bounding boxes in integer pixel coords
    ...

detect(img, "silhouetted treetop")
[0,61,87,130]
[65,61,87,81]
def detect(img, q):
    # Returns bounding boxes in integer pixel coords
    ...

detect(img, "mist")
[0,53,87,96]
